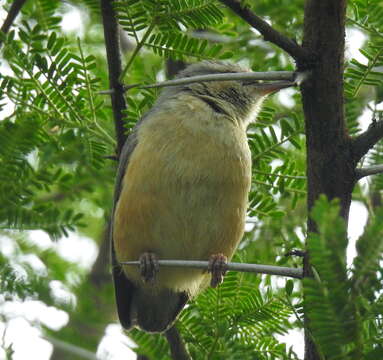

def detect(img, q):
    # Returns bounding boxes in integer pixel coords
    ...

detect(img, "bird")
[111,61,294,333]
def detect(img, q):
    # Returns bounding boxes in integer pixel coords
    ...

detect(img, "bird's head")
[160,61,294,127]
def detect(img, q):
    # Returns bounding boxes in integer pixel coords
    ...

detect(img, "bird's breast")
[113,96,251,294]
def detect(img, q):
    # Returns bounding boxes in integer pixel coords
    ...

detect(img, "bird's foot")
[139,252,159,283]
[208,253,228,288]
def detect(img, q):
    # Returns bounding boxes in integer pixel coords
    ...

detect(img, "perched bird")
[111,61,293,333]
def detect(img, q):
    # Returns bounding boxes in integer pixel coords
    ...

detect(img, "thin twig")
[77,38,116,146]
[100,0,128,157]
[346,17,382,37]
[129,71,296,89]
[355,164,383,180]
[352,46,383,98]
[0,0,27,35]
[120,22,155,81]
[351,119,383,162]
[165,326,191,360]
[120,260,303,279]
[43,335,97,360]
[218,0,310,61]
[98,71,304,94]
[254,169,306,180]
[252,179,306,194]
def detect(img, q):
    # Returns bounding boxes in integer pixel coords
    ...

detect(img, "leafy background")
[0,0,382,359]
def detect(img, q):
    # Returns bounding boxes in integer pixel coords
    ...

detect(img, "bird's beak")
[254,81,296,95]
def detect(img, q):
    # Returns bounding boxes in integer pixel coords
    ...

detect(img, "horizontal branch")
[355,164,383,180]
[43,335,97,360]
[218,0,310,61]
[351,119,383,162]
[99,71,309,94]
[120,260,303,279]
[253,169,306,180]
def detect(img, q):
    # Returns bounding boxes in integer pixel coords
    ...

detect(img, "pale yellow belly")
[113,108,251,295]
[114,182,247,292]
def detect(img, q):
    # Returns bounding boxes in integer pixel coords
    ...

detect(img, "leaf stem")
[352,46,383,98]
[120,22,156,81]
[77,38,115,146]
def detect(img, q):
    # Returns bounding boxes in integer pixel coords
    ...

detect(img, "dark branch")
[0,0,27,38]
[218,0,310,61]
[351,119,383,162]
[100,0,128,157]
[165,326,191,360]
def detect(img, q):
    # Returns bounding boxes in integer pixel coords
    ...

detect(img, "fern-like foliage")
[345,40,383,98]
[0,232,80,305]
[0,24,112,237]
[304,197,383,359]
[124,87,157,133]
[75,0,101,15]
[352,206,383,302]
[129,329,170,360]
[23,0,62,31]
[2,27,111,155]
[344,1,383,137]
[350,209,383,358]
[145,31,226,60]
[304,197,352,358]
[349,0,383,36]
[115,0,223,35]
[129,271,296,359]
[0,116,84,237]
[343,1,383,137]
[248,111,306,218]
[114,0,231,74]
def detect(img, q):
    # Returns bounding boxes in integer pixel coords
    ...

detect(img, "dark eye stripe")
[194,95,228,115]
[182,83,230,115]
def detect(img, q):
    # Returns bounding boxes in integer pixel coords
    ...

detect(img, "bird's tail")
[112,260,189,332]
[131,287,189,333]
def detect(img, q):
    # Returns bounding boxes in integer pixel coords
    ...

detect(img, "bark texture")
[301,1,350,359]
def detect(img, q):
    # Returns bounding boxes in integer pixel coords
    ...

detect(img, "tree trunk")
[300,1,352,359]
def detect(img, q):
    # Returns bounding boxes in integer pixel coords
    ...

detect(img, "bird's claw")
[208,253,228,288]
[139,252,159,283]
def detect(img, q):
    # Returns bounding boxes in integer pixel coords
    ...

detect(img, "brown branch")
[100,0,128,157]
[0,0,27,35]
[351,119,383,162]
[165,326,191,360]
[218,0,310,62]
